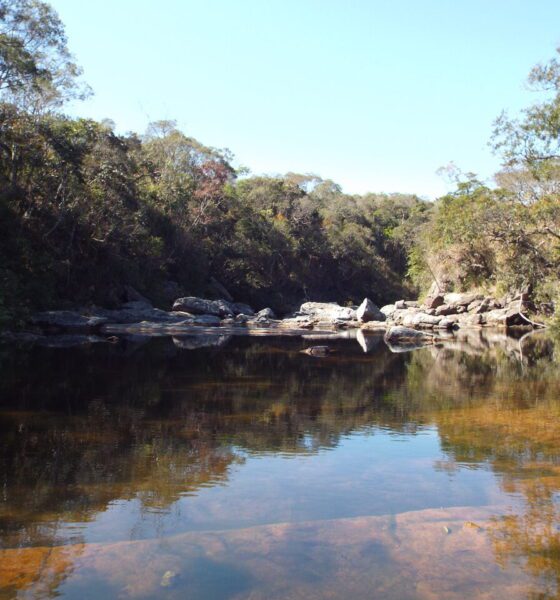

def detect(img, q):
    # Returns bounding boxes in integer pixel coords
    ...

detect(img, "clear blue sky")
[50,0,560,198]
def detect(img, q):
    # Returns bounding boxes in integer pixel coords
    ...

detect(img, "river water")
[0,330,559,599]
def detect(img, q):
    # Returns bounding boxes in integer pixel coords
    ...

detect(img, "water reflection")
[0,331,559,598]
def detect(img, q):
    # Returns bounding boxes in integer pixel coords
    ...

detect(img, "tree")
[0,0,89,109]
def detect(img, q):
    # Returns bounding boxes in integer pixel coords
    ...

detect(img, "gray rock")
[172,297,235,317]
[423,295,445,309]
[485,307,526,327]
[457,313,483,327]
[356,298,386,323]
[381,304,397,317]
[257,307,276,319]
[437,317,458,329]
[299,302,356,321]
[385,326,434,342]
[444,292,484,307]
[394,300,407,309]
[231,302,255,316]
[434,304,457,316]
[411,313,442,327]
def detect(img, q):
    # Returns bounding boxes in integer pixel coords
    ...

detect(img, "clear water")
[0,330,559,599]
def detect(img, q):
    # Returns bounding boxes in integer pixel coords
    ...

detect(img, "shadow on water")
[0,330,559,598]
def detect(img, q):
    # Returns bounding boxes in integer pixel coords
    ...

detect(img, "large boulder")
[411,313,442,328]
[444,292,484,307]
[298,302,356,321]
[230,302,255,316]
[485,306,526,327]
[356,298,385,323]
[172,297,234,317]
[434,304,457,316]
[172,297,254,317]
[423,294,445,309]
[380,304,397,318]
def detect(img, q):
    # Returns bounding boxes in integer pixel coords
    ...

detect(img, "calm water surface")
[0,330,559,599]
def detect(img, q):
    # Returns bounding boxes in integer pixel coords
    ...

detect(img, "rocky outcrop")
[376,292,537,334]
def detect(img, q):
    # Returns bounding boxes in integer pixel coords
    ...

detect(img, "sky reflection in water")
[0,330,559,599]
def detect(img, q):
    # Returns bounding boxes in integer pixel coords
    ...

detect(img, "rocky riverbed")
[1,288,543,351]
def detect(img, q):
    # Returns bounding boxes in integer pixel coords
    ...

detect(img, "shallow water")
[0,330,559,599]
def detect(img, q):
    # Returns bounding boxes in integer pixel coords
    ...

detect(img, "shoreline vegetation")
[1,1,560,333]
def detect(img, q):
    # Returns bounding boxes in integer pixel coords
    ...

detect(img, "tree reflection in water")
[0,331,559,598]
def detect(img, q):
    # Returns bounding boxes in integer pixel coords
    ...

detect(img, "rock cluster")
[11,289,538,349]
[378,293,530,332]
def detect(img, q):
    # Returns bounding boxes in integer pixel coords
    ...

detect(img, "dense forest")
[1,0,559,325]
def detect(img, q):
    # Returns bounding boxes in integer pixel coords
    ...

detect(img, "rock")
[172,297,234,317]
[458,313,483,327]
[411,313,442,328]
[231,302,255,316]
[235,313,250,323]
[424,294,445,309]
[381,304,397,317]
[437,317,458,329]
[31,311,108,333]
[91,306,193,324]
[485,307,526,327]
[444,292,484,307]
[385,326,434,343]
[299,302,356,321]
[395,300,407,310]
[470,297,501,314]
[278,316,317,329]
[435,304,457,316]
[257,307,276,319]
[302,345,331,356]
[356,298,386,323]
